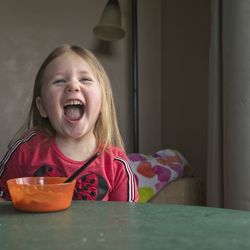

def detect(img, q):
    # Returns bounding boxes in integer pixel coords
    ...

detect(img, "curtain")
[207,0,250,210]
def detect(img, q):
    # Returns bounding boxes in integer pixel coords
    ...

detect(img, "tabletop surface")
[1,201,250,250]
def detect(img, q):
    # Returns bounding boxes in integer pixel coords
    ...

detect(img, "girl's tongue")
[64,106,84,121]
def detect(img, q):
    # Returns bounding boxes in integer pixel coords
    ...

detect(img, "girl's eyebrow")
[52,70,91,76]
[44,69,93,81]
[78,70,92,75]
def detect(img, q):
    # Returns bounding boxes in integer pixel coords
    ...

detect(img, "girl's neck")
[55,134,97,162]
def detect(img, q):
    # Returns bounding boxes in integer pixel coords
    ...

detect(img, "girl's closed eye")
[79,77,92,84]
[53,79,66,84]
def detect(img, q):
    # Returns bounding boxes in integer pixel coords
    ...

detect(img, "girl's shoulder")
[103,145,128,161]
[8,129,51,150]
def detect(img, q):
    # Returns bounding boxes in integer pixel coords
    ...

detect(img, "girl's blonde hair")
[12,44,124,151]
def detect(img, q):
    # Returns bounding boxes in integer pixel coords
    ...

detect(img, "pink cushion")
[128,149,188,203]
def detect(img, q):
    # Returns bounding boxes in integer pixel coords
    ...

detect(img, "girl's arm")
[109,156,139,202]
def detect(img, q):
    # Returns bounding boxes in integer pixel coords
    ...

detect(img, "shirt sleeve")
[0,147,24,200]
[109,154,139,202]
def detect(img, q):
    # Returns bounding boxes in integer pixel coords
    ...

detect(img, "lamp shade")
[93,0,125,41]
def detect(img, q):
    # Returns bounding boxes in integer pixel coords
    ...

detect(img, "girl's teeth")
[65,100,83,107]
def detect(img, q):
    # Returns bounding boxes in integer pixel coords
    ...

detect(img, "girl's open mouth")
[64,100,85,121]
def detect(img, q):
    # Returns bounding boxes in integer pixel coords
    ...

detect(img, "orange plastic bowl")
[7,177,76,212]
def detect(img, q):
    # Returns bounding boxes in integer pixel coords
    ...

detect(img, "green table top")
[1,201,250,250]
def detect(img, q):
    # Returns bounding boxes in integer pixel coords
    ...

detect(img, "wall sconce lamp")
[93,0,125,42]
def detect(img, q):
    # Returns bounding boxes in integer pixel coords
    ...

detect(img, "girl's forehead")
[43,52,94,78]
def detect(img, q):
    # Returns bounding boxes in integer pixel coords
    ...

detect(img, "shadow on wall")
[91,39,121,58]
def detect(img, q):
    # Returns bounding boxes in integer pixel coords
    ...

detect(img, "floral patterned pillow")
[128,149,188,203]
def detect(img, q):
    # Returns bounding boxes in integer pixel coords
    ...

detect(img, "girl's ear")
[36,97,47,118]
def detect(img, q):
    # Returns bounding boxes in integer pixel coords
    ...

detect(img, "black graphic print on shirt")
[34,164,64,176]
[33,165,108,201]
[74,173,108,200]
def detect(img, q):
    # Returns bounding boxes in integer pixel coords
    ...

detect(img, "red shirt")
[0,130,138,202]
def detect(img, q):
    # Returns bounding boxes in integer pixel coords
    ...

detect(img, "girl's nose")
[65,79,80,93]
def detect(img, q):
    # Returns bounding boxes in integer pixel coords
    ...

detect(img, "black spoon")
[64,152,100,183]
